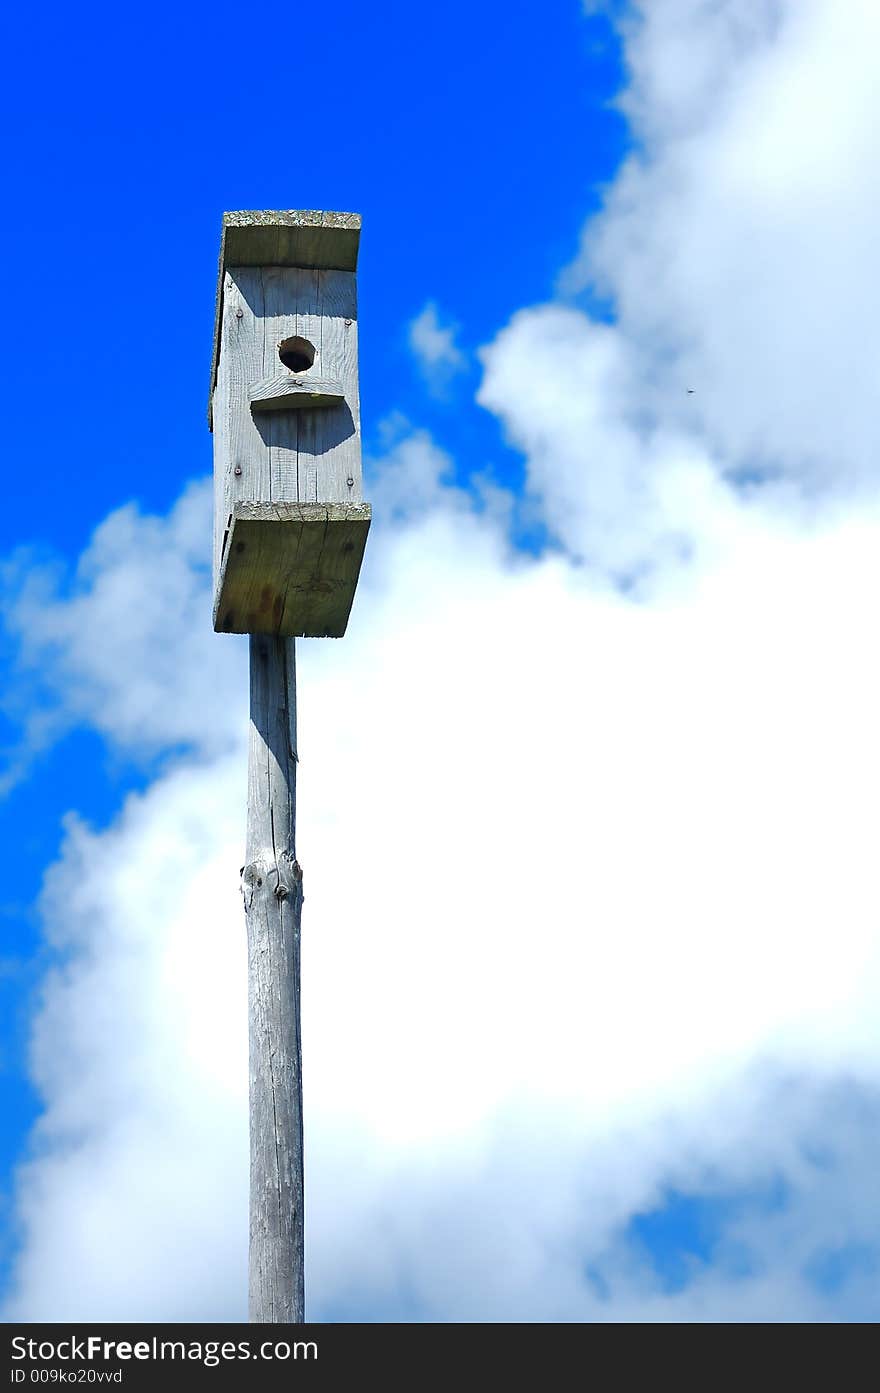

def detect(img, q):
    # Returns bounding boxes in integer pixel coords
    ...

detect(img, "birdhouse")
[209,210,370,638]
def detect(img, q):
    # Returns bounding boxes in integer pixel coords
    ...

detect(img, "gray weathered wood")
[249,372,344,411]
[210,209,367,1327]
[210,210,361,426]
[211,265,363,593]
[312,270,361,503]
[244,634,304,1323]
[214,501,371,637]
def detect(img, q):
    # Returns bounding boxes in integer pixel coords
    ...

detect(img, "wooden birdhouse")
[210,210,370,638]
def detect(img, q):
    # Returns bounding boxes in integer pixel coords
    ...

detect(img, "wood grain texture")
[244,635,304,1323]
[212,269,269,589]
[249,372,344,410]
[224,209,360,267]
[210,210,361,422]
[213,213,365,1330]
[211,265,364,606]
[312,270,360,503]
[214,502,371,638]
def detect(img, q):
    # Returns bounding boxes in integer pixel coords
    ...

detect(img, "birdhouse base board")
[214,502,371,638]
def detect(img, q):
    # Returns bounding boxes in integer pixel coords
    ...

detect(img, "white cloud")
[364,429,467,526]
[2,479,244,777]
[408,302,467,394]
[478,303,746,582]
[566,0,880,497]
[5,0,880,1322]
[5,758,249,1320]
[6,459,880,1319]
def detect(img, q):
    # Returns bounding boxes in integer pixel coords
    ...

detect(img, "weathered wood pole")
[243,634,303,1322]
[209,210,369,1323]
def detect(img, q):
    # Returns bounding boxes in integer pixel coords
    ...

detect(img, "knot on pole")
[273,852,303,903]
[241,854,303,911]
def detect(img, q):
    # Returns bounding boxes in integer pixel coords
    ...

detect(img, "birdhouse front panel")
[210,211,370,639]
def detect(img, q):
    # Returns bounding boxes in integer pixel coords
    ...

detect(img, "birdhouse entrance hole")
[278,336,316,373]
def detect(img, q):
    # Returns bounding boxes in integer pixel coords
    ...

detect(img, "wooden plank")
[244,633,304,1323]
[215,266,361,513]
[249,372,344,411]
[289,509,368,635]
[261,267,300,506]
[210,210,361,423]
[289,268,323,505]
[275,506,329,629]
[213,268,269,586]
[212,303,232,592]
[224,209,360,269]
[312,269,361,503]
[214,503,371,638]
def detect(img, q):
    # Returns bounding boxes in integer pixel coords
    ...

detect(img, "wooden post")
[210,210,369,1323]
[243,634,304,1322]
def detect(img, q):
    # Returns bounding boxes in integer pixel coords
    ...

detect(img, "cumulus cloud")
[5,761,249,1320]
[478,304,746,582]
[6,455,880,1319]
[1,479,244,780]
[408,302,467,394]
[5,0,880,1323]
[567,0,880,495]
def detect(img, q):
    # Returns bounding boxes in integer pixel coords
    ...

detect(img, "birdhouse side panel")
[212,269,271,587]
[212,370,230,595]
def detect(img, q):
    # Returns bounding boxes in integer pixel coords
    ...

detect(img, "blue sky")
[0,0,626,1303]
[3,0,880,1321]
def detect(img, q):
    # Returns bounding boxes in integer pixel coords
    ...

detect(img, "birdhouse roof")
[209,209,361,427]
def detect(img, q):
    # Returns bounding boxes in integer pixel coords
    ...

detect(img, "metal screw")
[344,318,352,326]
[346,476,354,487]
[236,308,243,319]
[234,465,242,476]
